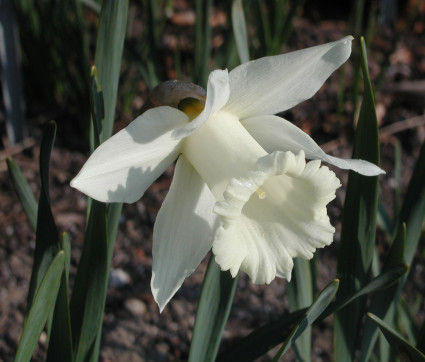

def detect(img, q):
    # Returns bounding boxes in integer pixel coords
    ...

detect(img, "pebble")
[124,298,147,316]
[109,268,132,289]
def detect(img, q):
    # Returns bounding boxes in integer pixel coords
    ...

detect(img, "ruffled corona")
[212,150,341,284]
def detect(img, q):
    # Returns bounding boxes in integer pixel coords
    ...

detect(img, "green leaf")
[61,232,71,284]
[217,264,408,362]
[94,0,128,143]
[15,251,65,362]
[69,3,128,359]
[377,200,392,238]
[360,74,425,362]
[255,0,271,55]
[107,203,123,262]
[212,1,239,71]
[270,0,306,55]
[217,264,407,362]
[273,279,339,361]
[27,121,60,310]
[327,264,408,317]
[231,0,249,63]
[7,157,38,231]
[334,36,380,361]
[368,313,425,362]
[46,233,73,362]
[89,66,104,149]
[194,0,212,87]
[393,139,403,216]
[89,58,122,258]
[361,214,416,360]
[396,297,420,345]
[70,201,108,361]
[397,141,425,264]
[138,0,162,89]
[188,257,238,362]
[13,0,90,134]
[286,258,314,360]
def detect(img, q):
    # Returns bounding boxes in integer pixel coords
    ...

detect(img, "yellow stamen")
[256,188,266,199]
[179,98,205,120]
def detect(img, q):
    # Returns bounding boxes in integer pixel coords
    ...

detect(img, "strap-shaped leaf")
[69,200,108,362]
[46,233,73,362]
[231,0,249,63]
[360,85,425,362]
[194,0,212,87]
[15,251,65,362]
[361,138,425,361]
[7,157,37,231]
[286,258,314,360]
[397,137,425,261]
[273,279,339,361]
[334,36,380,361]
[188,257,238,362]
[368,313,425,362]
[217,264,407,361]
[27,121,60,310]
[94,0,128,143]
[89,66,104,149]
[70,3,128,356]
[324,264,407,316]
[396,297,421,347]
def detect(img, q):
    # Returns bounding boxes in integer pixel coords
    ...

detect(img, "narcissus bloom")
[71,36,384,311]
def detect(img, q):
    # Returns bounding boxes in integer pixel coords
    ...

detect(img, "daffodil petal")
[151,155,218,312]
[223,36,353,119]
[213,150,340,284]
[172,69,230,139]
[71,107,188,203]
[242,115,385,176]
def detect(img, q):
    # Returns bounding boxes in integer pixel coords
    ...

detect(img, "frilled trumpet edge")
[213,150,341,284]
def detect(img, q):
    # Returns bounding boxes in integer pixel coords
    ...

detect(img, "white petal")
[71,107,188,202]
[172,69,230,139]
[213,150,340,284]
[242,115,385,176]
[151,155,218,312]
[223,36,353,119]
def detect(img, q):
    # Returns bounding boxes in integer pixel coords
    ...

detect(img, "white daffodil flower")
[71,36,384,311]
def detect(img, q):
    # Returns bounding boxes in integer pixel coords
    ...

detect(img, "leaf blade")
[7,157,38,231]
[368,313,425,362]
[69,201,108,361]
[334,36,380,360]
[46,233,73,362]
[231,0,250,63]
[94,0,129,143]
[27,121,60,310]
[188,257,238,362]
[217,264,407,362]
[286,258,314,360]
[273,279,339,361]
[15,251,65,362]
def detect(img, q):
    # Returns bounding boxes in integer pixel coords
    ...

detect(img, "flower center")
[179,98,205,120]
[256,188,266,199]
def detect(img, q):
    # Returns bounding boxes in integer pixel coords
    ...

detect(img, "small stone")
[124,298,147,316]
[109,268,131,289]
